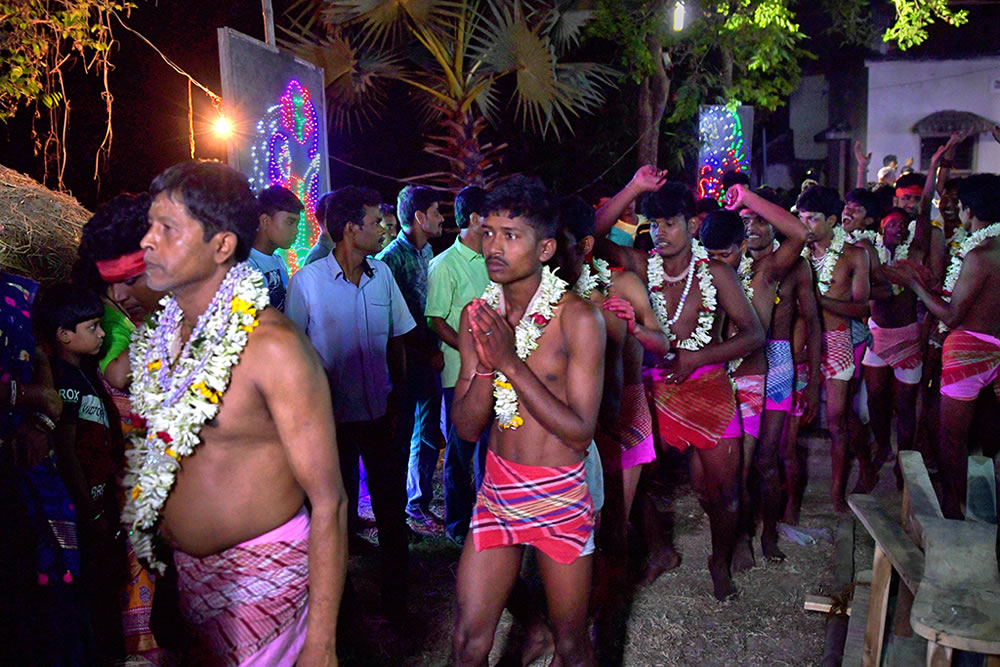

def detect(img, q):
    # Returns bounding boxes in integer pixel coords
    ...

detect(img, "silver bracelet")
[32,412,56,432]
[8,379,16,410]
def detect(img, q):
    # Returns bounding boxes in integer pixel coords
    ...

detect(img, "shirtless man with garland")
[451,176,606,666]
[705,185,807,566]
[796,185,874,512]
[127,161,346,666]
[886,172,1000,519]
[603,183,765,600]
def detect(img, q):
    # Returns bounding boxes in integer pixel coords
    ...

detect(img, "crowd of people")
[1,126,999,665]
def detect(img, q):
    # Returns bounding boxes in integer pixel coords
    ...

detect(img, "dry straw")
[0,165,89,283]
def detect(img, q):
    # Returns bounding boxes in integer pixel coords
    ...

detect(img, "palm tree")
[279,0,616,189]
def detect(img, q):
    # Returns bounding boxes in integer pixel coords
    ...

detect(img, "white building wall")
[866,58,1000,174]
[789,75,830,160]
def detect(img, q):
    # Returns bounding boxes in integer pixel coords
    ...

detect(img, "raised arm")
[469,298,606,451]
[727,184,807,279]
[595,166,667,238]
[854,141,872,189]
[256,321,347,667]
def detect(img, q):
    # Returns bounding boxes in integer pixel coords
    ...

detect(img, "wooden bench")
[966,455,997,525]
[899,451,943,547]
[846,456,1000,666]
[910,516,1000,664]
[848,494,926,666]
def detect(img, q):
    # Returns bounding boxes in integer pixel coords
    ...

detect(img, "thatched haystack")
[0,164,89,284]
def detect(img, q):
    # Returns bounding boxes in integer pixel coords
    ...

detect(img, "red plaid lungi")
[472,450,594,564]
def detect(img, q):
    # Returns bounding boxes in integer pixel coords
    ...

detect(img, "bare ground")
[338,430,856,666]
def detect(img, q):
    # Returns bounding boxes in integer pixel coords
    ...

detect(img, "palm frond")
[281,0,328,37]
[281,33,405,132]
[320,0,467,49]
[537,2,594,54]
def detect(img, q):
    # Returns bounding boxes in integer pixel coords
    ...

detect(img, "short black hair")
[637,182,695,222]
[957,174,1000,222]
[74,192,151,291]
[557,196,596,242]
[942,177,962,192]
[883,154,897,167]
[484,175,557,240]
[754,186,783,206]
[721,170,751,190]
[397,185,439,228]
[845,188,881,222]
[323,186,382,243]
[258,185,304,218]
[379,202,396,217]
[150,160,258,262]
[700,209,745,250]
[33,283,105,342]
[894,172,924,191]
[454,186,487,230]
[871,184,895,218]
[695,197,721,215]
[796,185,843,221]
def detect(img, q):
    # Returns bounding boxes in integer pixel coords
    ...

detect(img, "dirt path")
[339,431,850,665]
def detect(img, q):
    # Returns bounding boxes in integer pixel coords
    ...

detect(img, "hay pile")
[0,164,89,283]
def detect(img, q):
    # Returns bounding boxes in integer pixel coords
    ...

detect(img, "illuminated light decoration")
[697,105,751,203]
[214,115,233,138]
[673,1,686,31]
[250,79,322,273]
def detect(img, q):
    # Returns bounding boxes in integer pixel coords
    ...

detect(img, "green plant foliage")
[0,0,131,121]
[281,0,617,186]
[882,0,968,50]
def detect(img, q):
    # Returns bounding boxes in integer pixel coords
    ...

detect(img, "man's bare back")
[161,306,329,556]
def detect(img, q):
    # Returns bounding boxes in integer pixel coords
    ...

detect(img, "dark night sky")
[1,1,998,211]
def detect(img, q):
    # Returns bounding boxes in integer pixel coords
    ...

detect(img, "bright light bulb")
[673,1,685,31]
[214,116,233,138]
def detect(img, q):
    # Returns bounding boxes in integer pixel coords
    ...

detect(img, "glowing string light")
[697,106,751,202]
[250,79,322,273]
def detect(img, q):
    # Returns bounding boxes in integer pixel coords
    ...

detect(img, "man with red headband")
[886,173,1000,519]
[860,205,928,483]
[75,193,168,660]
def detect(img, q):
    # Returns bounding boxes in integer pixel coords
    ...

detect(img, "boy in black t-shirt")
[34,284,126,661]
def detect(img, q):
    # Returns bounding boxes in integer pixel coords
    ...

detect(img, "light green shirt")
[425,235,489,388]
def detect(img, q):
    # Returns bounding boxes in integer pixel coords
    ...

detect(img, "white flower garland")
[847,229,878,246]
[573,258,612,300]
[875,221,915,296]
[482,266,567,429]
[648,240,717,351]
[802,225,847,295]
[123,262,268,573]
[939,222,1000,334]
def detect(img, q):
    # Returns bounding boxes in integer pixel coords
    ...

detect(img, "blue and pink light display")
[697,105,751,202]
[250,79,322,273]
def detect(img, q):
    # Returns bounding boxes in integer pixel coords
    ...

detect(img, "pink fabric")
[617,435,656,470]
[853,343,866,381]
[597,383,656,472]
[791,362,811,418]
[175,507,310,667]
[940,330,1000,401]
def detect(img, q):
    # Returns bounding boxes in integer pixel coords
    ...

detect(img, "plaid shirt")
[376,233,434,345]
